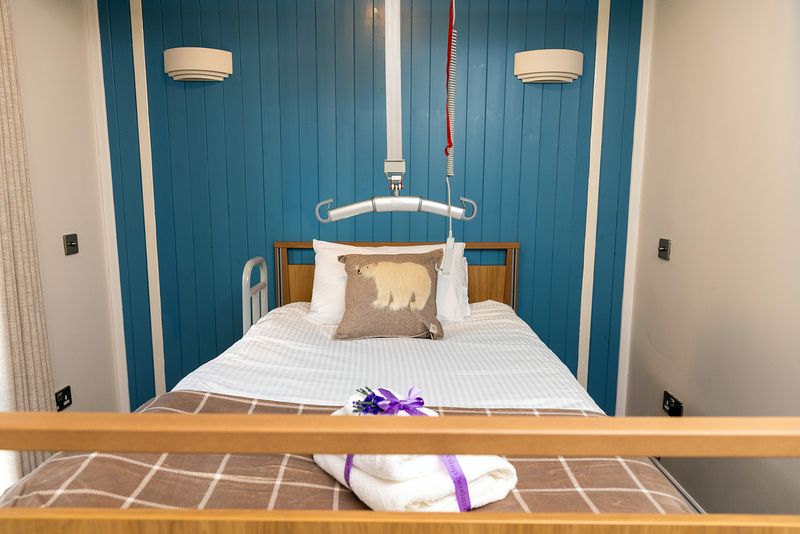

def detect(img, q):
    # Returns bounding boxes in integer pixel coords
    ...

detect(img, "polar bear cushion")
[307,240,468,326]
[334,251,444,340]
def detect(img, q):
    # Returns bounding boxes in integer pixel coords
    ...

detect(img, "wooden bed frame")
[273,241,520,310]
[1,241,799,533]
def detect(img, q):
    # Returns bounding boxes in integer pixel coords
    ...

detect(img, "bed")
[0,242,797,532]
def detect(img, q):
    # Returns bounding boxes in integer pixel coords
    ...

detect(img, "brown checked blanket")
[0,390,696,514]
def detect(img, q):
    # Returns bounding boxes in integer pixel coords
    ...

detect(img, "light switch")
[63,234,79,256]
[658,238,671,260]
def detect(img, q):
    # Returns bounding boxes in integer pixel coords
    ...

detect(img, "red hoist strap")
[444,0,455,156]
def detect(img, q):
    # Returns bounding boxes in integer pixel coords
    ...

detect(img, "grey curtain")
[0,0,56,478]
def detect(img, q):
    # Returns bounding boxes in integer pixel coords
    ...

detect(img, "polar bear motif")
[357,261,432,311]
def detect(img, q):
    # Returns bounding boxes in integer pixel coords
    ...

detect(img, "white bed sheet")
[174,301,601,413]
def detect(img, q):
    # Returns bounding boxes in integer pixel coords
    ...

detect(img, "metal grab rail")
[315,195,478,223]
[241,256,268,336]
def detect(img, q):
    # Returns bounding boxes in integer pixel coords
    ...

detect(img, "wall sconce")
[514,49,583,83]
[163,47,232,81]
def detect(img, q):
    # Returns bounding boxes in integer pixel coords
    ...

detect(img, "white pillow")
[306,240,468,325]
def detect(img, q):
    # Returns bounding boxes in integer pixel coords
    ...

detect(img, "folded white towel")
[329,395,444,481]
[314,450,517,512]
[313,393,518,512]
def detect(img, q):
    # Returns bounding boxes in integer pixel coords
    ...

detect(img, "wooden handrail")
[3,414,800,532]
[1,413,799,457]
[0,509,799,534]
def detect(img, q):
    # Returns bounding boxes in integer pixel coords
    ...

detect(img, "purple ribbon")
[343,388,472,512]
[376,387,426,416]
[344,453,355,488]
[438,454,471,512]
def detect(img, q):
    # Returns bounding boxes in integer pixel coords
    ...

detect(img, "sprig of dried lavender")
[352,387,385,415]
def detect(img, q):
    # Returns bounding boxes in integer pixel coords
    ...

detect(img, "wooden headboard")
[273,242,520,311]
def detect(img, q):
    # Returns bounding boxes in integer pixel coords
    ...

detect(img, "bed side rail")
[242,256,268,335]
[1,508,797,534]
[1,414,799,457]
[1,414,799,533]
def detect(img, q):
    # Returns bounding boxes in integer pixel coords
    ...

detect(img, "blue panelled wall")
[98,0,642,411]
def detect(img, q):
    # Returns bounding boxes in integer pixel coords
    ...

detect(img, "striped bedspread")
[1,390,695,514]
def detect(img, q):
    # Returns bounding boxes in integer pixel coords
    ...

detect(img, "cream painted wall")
[9,0,126,412]
[626,0,800,513]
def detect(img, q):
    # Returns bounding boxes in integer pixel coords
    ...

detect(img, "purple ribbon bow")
[344,387,472,512]
[375,387,426,416]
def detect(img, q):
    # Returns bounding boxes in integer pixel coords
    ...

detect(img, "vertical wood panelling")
[516,0,546,332]
[408,0,431,242]
[531,0,565,346]
[182,0,218,371]
[97,0,156,409]
[240,0,267,274]
[161,0,201,378]
[462,0,487,250]
[566,0,599,375]
[352,1,373,242]
[588,0,642,413]
[497,0,527,257]
[316,0,339,244]
[220,0,249,338]
[548,0,586,370]
[297,1,322,262]
[371,0,391,242]
[200,0,234,353]
[391,0,412,242]
[335,0,357,242]
[426,0,447,242]
[100,0,641,413]
[481,0,508,265]
[259,1,285,285]
[277,0,302,249]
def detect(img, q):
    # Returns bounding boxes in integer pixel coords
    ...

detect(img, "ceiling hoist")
[315,0,475,275]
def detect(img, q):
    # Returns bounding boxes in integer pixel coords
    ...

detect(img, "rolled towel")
[314,392,517,511]
[351,451,442,482]
[314,450,517,512]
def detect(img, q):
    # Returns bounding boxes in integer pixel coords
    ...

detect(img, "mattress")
[175,300,601,412]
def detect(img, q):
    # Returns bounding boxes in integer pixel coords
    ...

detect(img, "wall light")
[514,49,583,84]
[163,47,232,81]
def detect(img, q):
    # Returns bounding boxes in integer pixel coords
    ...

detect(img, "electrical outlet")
[662,390,683,417]
[55,385,72,412]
